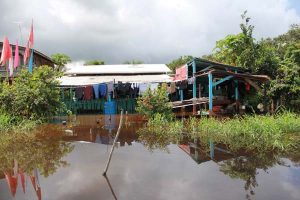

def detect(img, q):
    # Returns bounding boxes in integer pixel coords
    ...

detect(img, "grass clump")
[137,113,183,152]
[186,112,300,152]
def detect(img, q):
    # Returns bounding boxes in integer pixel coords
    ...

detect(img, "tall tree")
[51,53,71,71]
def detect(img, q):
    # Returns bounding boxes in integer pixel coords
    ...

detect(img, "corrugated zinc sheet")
[58,74,173,86]
[64,64,171,75]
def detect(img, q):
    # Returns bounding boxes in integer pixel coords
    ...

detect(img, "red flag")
[14,40,20,69]
[23,42,30,64]
[0,37,12,66]
[28,21,34,48]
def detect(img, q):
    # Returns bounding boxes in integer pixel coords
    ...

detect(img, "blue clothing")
[99,84,107,97]
[93,84,100,99]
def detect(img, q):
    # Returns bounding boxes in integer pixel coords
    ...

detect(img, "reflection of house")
[0,42,54,77]
[62,115,141,145]
[178,140,234,164]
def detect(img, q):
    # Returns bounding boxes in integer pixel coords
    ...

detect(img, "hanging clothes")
[75,87,84,100]
[99,83,107,97]
[92,84,100,99]
[83,86,94,100]
[188,77,195,84]
[169,82,176,94]
[107,81,114,96]
[150,83,159,91]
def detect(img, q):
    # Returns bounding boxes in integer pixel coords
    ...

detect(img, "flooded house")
[58,58,270,116]
[58,63,172,114]
[0,42,54,78]
[171,58,270,116]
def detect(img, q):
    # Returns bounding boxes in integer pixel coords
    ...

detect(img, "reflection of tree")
[137,123,182,152]
[219,152,282,200]
[0,125,74,177]
[283,143,300,167]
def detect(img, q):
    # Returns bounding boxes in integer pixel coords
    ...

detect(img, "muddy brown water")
[0,114,299,200]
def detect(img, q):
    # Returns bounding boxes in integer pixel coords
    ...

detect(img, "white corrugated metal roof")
[65,64,171,75]
[58,74,173,86]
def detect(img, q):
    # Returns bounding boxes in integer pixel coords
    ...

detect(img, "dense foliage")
[136,84,173,120]
[0,66,65,122]
[206,12,300,111]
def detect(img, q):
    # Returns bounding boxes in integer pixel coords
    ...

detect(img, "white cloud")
[0,0,299,63]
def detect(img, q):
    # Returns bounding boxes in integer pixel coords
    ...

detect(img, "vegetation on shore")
[0,66,66,133]
[186,112,300,152]
[136,80,300,153]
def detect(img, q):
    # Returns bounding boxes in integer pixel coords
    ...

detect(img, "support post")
[192,61,197,115]
[212,75,233,87]
[103,109,124,176]
[234,71,239,112]
[192,61,197,98]
[179,89,184,101]
[199,84,202,98]
[208,72,213,114]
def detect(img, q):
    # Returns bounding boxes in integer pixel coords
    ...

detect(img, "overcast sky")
[0,0,299,64]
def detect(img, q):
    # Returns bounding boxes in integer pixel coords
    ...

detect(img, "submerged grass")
[0,111,39,134]
[137,113,183,152]
[186,112,300,152]
[138,112,300,153]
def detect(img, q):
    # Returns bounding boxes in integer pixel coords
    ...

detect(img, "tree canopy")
[202,11,300,111]
[51,53,71,71]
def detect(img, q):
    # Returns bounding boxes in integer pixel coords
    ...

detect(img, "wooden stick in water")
[103,109,124,176]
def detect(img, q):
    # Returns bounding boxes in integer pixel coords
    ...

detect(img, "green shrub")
[0,66,65,122]
[136,84,173,120]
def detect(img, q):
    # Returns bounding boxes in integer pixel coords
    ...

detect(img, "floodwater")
[0,114,300,200]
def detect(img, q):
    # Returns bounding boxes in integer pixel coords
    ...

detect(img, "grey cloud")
[0,0,299,64]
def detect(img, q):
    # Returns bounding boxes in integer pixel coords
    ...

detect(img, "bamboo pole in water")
[103,109,124,176]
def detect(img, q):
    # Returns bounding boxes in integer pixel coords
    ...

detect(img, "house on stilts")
[58,58,270,116]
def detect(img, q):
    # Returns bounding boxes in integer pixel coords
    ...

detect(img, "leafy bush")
[0,66,65,122]
[136,84,173,120]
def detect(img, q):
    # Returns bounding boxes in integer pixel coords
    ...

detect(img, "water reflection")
[0,114,299,200]
[0,126,73,199]
[178,137,300,200]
